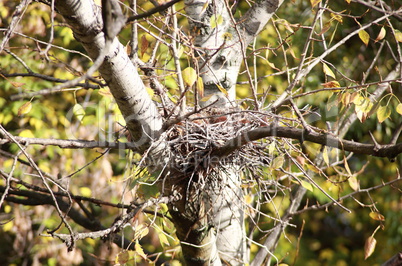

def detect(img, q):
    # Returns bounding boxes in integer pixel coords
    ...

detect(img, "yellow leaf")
[369,212,385,221]
[98,87,112,97]
[73,103,85,122]
[323,63,336,79]
[310,0,321,8]
[359,29,370,46]
[375,27,386,42]
[222,32,233,41]
[364,236,377,260]
[135,241,147,260]
[271,155,284,170]
[323,146,329,166]
[216,84,228,96]
[210,14,223,28]
[396,103,402,115]
[348,175,360,191]
[158,232,170,247]
[322,81,340,88]
[345,0,351,3]
[344,157,352,176]
[197,77,204,97]
[79,187,92,197]
[19,129,35,138]
[395,30,402,43]
[200,94,213,102]
[377,105,391,123]
[182,67,197,87]
[146,87,155,98]
[18,101,32,116]
[301,180,314,192]
[330,13,343,23]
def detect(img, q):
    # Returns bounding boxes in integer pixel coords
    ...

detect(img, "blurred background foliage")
[0,0,401,265]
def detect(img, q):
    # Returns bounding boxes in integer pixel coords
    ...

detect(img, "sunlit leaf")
[369,212,385,221]
[73,103,85,122]
[79,187,92,197]
[217,84,228,96]
[323,63,336,79]
[197,77,204,97]
[322,146,329,166]
[182,67,197,87]
[322,80,340,88]
[210,14,223,28]
[310,0,321,8]
[301,180,314,192]
[345,0,351,3]
[135,241,147,260]
[200,94,213,102]
[271,155,284,170]
[222,32,233,41]
[98,87,112,97]
[375,27,386,42]
[158,231,170,247]
[348,175,359,191]
[377,105,391,123]
[18,101,32,116]
[330,13,343,23]
[344,157,352,176]
[364,236,377,260]
[396,103,402,115]
[395,30,402,43]
[359,29,370,46]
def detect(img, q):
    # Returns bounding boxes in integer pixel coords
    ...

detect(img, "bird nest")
[163,108,276,186]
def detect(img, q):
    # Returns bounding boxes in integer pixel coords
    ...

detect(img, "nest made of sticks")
[164,108,276,185]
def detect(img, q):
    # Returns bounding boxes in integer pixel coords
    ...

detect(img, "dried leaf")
[375,27,386,42]
[116,250,130,264]
[369,212,385,221]
[344,156,352,176]
[364,236,377,260]
[359,29,370,46]
[323,63,336,79]
[322,80,340,88]
[197,77,204,97]
[377,105,391,123]
[182,67,197,87]
[318,21,331,35]
[18,101,32,116]
[348,175,360,191]
[140,35,149,57]
[98,87,112,97]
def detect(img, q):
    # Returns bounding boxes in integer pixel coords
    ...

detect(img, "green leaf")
[210,14,223,28]
[359,29,370,46]
[182,67,197,87]
[323,63,336,79]
[73,103,85,122]
[271,155,284,170]
[301,180,314,192]
[377,105,391,123]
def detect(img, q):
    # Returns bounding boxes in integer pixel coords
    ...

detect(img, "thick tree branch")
[214,125,402,160]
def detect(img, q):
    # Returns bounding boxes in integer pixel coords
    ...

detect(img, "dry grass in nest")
[164,108,277,188]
